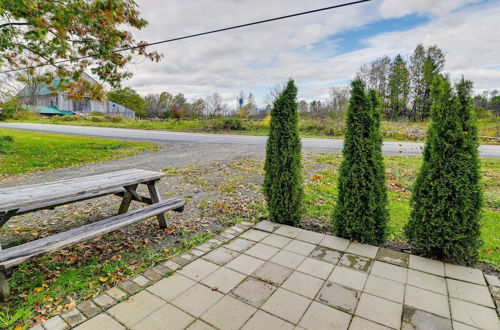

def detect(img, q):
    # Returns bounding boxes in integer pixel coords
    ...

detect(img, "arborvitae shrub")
[263,79,303,225]
[405,76,482,265]
[332,79,389,244]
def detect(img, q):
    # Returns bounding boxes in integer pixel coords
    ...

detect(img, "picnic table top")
[0,169,165,213]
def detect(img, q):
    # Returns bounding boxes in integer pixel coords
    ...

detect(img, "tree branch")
[0,22,28,28]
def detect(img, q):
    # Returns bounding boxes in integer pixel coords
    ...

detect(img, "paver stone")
[203,247,239,265]
[226,254,265,275]
[329,266,367,291]
[310,246,342,264]
[319,235,350,251]
[241,310,294,330]
[371,260,407,283]
[364,275,405,303]
[407,269,447,295]
[108,290,165,328]
[261,288,311,324]
[339,253,373,272]
[355,293,403,329]
[316,281,359,312]
[404,286,450,318]
[376,248,409,267]
[346,242,378,259]
[201,266,246,293]
[447,278,495,307]
[131,304,195,330]
[270,250,306,269]
[444,263,486,285]
[409,255,444,276]
[244,242,280,260]
[402,306,452,330]
[201,295,256,329]
[171,283,223,317]
[282,271,324,299]
[252,262,293,285]
[231,277,276,307]
[74,314,124,330]
[299,301,351,330]
[147,273,196,301]
[450,298,500,329]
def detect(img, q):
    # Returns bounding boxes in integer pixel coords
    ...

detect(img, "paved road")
[1,122,499,157]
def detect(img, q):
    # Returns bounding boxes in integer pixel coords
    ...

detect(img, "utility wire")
[1,0,370,74]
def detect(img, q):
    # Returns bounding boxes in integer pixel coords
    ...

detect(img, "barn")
[18,73,135,118]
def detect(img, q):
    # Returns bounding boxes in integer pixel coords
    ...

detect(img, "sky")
[122,0,500,107]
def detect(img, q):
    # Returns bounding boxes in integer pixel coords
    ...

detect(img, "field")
[7,114,499,144]
[0,128,157,176]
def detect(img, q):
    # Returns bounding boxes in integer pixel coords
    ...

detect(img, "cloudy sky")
[123,0,500,106]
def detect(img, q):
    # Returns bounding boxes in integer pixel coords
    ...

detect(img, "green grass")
[7,115,499,144]
[0,129,158,175]
[304,154,500,268]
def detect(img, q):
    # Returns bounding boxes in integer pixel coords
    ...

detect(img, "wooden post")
[118,184,138,214]
[0,243,9,301]
[146,181,168,228]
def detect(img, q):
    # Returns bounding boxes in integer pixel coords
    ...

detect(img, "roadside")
[3,122,500,158]
[5,115,499,144]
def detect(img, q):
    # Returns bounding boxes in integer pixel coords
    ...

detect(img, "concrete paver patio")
[40,221,500,330]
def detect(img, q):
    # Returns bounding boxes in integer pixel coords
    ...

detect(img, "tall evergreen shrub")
[332,79,389,244]
[263,79,303,225]
[405,76,482,265]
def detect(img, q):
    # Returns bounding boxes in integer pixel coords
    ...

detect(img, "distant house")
[18,73,135,118]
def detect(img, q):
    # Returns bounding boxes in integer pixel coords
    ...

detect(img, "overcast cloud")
[122,0,500,106]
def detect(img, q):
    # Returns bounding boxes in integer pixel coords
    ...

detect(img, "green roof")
[35,105,74,116]
[58,109,75,115]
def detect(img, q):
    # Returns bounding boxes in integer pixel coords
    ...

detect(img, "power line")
[1,0,371,74]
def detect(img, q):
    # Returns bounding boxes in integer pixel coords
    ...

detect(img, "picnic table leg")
[118,184,138,214]
[0,270,9,301]
[146,181,168,228]
[0,243,9,301]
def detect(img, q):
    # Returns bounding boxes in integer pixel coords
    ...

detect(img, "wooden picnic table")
[0,169,185,301]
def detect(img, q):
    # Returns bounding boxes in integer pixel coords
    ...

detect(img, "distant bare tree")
[206,92,223,115]
[264,83,284,107]
[328,86,350,119]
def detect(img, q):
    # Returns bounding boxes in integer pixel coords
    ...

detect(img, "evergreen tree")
[409,44,445,121]
[263,80,303,225]
[333,79,389,244]
[387,54,410,120]
[405,75,482,265]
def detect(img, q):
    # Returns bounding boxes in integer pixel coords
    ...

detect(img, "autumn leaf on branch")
[0,0,162,99]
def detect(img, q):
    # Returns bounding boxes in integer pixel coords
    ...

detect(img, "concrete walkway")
[38,222,500,330]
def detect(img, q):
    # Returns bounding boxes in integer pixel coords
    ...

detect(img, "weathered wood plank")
[1,187,125,219]
[0,199,185,270]
[0,169,165,213]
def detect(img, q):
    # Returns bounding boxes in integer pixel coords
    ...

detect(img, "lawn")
[303,154,500,268]
[0,128,158,175]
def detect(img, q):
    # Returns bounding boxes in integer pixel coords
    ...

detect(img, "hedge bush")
[264,80,303,225]
[332,79,389,244]
[405,76,482,265]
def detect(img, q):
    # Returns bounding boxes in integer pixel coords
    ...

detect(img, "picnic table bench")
[0,169,185,301]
